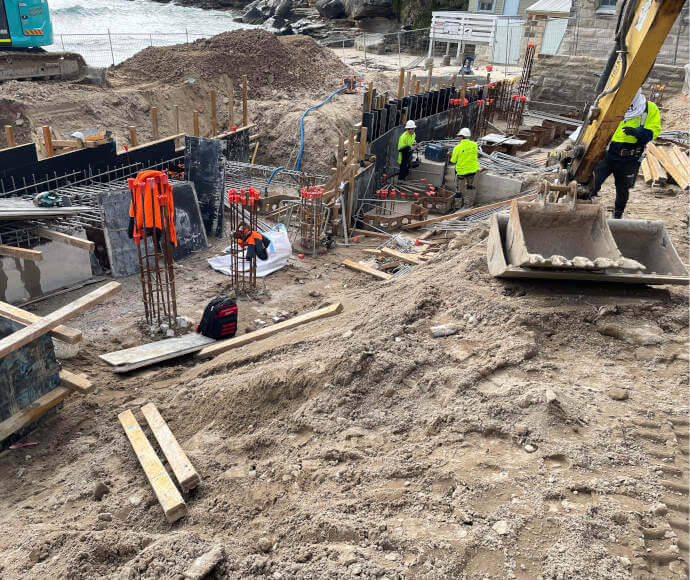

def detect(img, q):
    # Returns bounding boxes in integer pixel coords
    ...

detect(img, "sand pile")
[110,30,351,97]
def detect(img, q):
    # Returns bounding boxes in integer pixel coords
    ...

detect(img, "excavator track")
[0,50,88,82]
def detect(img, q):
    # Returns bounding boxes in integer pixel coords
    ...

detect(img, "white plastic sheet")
[207,224,292,278]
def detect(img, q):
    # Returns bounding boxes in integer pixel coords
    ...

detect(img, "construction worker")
[591,88,661,218]
[450,127,481,209]
[235,224,271,261]
[397,120,416,181]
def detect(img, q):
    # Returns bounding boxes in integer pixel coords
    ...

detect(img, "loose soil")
[0,34,688,578]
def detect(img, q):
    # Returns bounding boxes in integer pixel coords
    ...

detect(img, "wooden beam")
[337,135,344,183]
[397,68,405,99]
[401,193,538,230]
[426,65,433,91]
[118,409,187,523]
[141,403,200,492]
[367,82,374,113]
[128,126,137,147]
[343,259,392,280]
[59,369,93,394]
[362,248,383,255]
[415,79,421,95]
[0,281,121,359]
[0,245,42,261]
[193,112,200,137]
[42,126,54,158]
[34,227,94,252]
[151,107,159,139]
[174,105,180,134]
[242,75,248,127]
[228,83,234,128]
[0,301,81,344]
[0,387,72,443]
[119,134,184,155]
[4,125,15,148]
[359,126,368,160]
[648,143,689,189]
[251,141,259,164]
[210,90,217,136]
[197,303,344,360]
[381,247,421,265]
[405,71,412,96]
[351,228,391,239]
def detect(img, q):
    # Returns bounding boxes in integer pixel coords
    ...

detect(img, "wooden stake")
[42,126,54,158]
[367,82,374,112]
[197,303,344,359]
[174,105,180,134]
[242,75,248,127]
[359,126,368,160]
[382,247,421,265]
[397,68,405,99]
[119,409,187,523]
[0,281,121,359]
[337,135,344,183]
[4,125,15,148]
[451,73,457,87]
[347,128,356,165]
[193,112,200,137]
[426,65,433,91]
[142,403,200,492]
[415,79,421,95]
[251,141,259,164]
[59,369,93,394]
[210,90,217,136]
[151,107,159,139]
[228,83,234,128]
[405,71,412,96]
[128,126,138,147]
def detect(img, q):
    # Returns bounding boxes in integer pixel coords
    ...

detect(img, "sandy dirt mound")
[109,30,350,98]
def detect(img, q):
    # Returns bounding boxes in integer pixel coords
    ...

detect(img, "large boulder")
[314,0,347,19]
[344,0,393,19]
[241,0,293,24]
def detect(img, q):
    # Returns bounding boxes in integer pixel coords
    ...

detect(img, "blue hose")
[265,166,285,194]
[295,87,347,172]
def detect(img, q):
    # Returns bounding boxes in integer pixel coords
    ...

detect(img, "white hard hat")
[458,127,471,138]
[405,120,416,129]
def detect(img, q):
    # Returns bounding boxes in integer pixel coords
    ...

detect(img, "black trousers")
[399,148,412,181]
[591,155,640,218]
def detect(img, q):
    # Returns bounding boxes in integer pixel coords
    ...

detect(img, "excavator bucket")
[504,200,645,271]
[488,211,689,285]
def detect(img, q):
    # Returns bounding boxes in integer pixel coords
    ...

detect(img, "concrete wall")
[530,54,688,106]
[0,234,93,304]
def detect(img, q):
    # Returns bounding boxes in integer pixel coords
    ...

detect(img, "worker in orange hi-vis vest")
[127,170,177,247]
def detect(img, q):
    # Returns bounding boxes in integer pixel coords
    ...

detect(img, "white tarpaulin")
[208,225,292,278]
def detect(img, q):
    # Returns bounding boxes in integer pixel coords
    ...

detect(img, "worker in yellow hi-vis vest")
[397,120,416,181]
[450,127,481,209]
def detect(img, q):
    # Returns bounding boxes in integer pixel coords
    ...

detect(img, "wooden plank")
[640,156,652,184]
[401,193,538,230]
[34,227,94,252]
[251,141,259,164]
[242,75,248,127]
[426,65,433,91]
[59,369,93,394]
[151,107,159,140]
[671,145,690,175]
[362,248,383,255]
[118,409,187,523]
[42,126,54,158]
[120,134,184,155]
[0,387,71,443]
[381,247,421,265]
[0,245,42,261]
[100,333,214,367]
[359,126,368,161]
[197,303,344,360]
[397,68,405,99]
[352,228,391,239]
[141,403,200,491]
[0,301,81,344]
[4,125,15,148]
[648,143,689,189]
[0,281,121,359]
[343,259,392,280]
[128,126,137,147]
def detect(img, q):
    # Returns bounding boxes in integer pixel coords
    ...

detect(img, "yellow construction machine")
[488,0,688,285]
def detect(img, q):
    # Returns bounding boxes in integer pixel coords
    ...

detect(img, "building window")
[477,0,495,11]
[596,0,617,15]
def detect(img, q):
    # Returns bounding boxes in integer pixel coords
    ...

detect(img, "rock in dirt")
[597,322,666,346]
[258,537,274,553]
[97,512,113,521]
[492,520,511,535]
[608,387,629,401]
[184,546,224,580]
[524,444,537,453]
[93,481,110,501]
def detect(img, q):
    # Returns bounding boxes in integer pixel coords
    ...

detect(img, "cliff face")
[393,0,469,28]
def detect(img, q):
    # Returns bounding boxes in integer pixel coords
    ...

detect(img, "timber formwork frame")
[128,174,178,327]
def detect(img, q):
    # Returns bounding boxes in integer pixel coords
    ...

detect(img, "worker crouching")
[235,224,271,262]
[397,120,416,181]
[450,127,481,209]
[591,89,661,218]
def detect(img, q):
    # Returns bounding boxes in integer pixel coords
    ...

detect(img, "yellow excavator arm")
[569,0,687,186]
